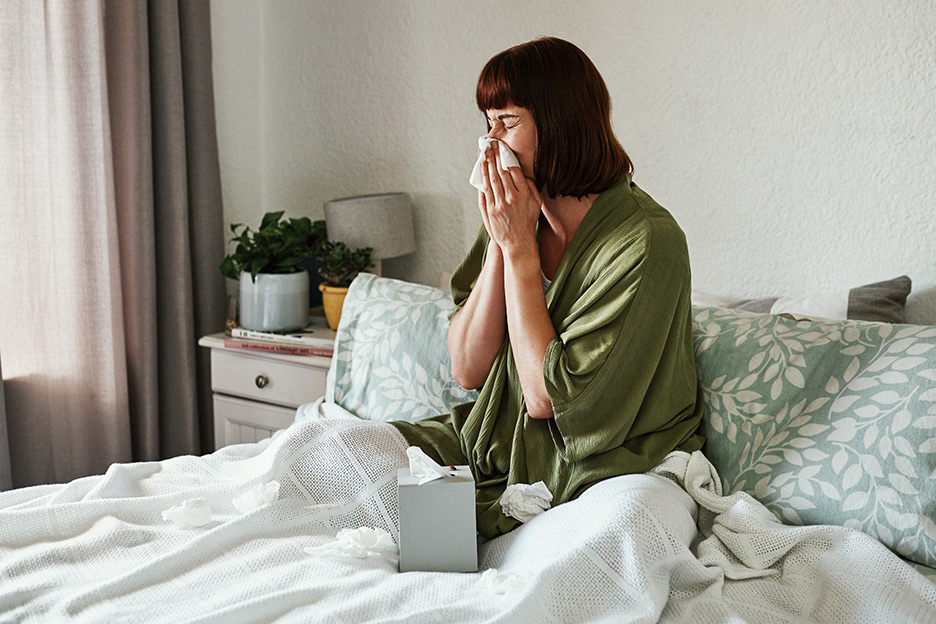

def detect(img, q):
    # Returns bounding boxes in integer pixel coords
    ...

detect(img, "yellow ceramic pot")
[319,283,349,330]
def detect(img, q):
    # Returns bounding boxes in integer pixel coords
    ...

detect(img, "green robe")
[391,176,704,538]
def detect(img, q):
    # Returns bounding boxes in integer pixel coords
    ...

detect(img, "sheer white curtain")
[0,1,225,488]
[0,2,132,485]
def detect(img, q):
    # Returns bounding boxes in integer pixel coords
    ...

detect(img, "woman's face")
[484,104,536,179]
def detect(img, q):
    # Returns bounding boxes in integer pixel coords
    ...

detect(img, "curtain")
[0,353,10,491]
[0,1,226,488]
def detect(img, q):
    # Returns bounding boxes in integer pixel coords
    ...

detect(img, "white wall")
[211,1,936,323]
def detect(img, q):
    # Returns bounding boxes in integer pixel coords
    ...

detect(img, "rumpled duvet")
[1,417,934,623]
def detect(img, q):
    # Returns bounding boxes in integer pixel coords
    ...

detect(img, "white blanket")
[1,418,934,623]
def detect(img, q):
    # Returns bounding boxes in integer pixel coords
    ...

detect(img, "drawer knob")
[255,374,270,389]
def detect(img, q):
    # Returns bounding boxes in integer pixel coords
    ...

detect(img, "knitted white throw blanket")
[1,417,933,623]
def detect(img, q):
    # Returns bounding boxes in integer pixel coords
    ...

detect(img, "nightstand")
[199,318,336,450]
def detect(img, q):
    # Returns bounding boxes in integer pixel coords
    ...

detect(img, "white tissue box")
[397,466,478,573]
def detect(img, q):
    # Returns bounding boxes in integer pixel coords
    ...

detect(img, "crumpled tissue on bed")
[499,481,553,523]
[469,137,521,191]
[304,527,399,564]
[478,568,532,598]
[406,445,450,485]
[232,480,280,514]
[161,498,212,529]
[295,396,360,422]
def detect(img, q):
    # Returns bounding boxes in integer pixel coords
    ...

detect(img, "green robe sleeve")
[448,225,490,321]
[543,197,702,464]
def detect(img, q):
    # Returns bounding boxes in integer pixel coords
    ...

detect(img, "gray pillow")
[706,276,912,323]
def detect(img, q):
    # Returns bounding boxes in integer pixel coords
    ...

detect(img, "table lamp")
[323,193,416,276]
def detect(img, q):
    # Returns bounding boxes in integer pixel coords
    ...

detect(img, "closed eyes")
[486,114,521,131]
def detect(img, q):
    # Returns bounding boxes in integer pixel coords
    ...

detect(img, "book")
[229,321,336,348]
[223,339,333,358]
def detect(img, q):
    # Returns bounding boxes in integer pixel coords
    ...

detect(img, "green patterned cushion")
[693,306,936,568]
[324,274,478,422]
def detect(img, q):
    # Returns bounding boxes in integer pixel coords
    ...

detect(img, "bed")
[1,274,935,623]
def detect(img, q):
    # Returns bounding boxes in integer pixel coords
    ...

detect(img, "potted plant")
[220,211,326,332]
[316,241,374,330]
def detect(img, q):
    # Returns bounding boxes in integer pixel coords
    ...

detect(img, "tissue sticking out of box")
[406,446,451,485]
[162,498,212,529]
[232,480,280,514]
[499,481,553,523]
[304,527,399,564]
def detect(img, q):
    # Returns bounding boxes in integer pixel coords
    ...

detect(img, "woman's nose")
[485,125,503,140]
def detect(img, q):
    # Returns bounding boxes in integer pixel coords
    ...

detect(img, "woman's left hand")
[480,146,543,255]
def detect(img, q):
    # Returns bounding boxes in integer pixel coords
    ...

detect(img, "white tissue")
[406,446,450,485]
[295,397,363,422]
[478,568,532,597]
[232,480,280,514]
[304,527,399,564]
[499,481,553,523]
[469,137,521,190]
[162,498,212,529]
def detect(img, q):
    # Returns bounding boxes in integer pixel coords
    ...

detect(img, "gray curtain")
[0,353,10,492]
[0,1,225,488]
[105,0,226,461]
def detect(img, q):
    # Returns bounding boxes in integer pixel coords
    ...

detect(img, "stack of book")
[224,319,336,357]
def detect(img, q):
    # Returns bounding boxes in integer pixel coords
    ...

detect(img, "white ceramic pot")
[239,270,310,331]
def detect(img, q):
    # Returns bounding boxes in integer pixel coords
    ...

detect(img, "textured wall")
[212,1,936,323]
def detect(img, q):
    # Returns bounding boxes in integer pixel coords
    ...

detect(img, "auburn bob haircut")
[476,37,633,199]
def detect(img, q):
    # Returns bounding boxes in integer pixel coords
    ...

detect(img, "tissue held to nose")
[469,137,521,191]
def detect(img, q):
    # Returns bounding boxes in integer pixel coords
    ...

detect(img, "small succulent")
[317,241,373,287]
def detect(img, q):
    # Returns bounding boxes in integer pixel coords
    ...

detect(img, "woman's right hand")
[477,148,496,240]
[449,147,510,389]
[478,146,542,258]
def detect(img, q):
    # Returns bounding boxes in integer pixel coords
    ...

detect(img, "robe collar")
[543,175,634,309]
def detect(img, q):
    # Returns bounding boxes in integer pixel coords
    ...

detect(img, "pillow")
[325,274,478,422]
[693,305,936,569]
[692,276,912,323]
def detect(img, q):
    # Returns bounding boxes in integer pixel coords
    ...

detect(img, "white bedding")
[1,417,934,623]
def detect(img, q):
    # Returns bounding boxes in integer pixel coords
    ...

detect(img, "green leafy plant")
[317,241,374,287]
[220,211,327,281]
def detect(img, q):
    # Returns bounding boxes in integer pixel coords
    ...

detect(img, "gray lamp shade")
[324,193,416,260]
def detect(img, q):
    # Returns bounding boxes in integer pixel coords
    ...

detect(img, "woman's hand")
[476,144,556,419]
[479,146,543,256]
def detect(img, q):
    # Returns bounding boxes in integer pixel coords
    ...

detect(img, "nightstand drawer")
[210,349,327,408]
[213,394,296,447]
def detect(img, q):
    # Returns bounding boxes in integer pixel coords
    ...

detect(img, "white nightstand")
[199,318,336,450]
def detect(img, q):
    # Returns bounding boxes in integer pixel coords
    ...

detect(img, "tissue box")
[397,466,478,573]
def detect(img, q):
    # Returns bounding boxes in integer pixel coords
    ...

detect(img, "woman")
[391,37,704,538]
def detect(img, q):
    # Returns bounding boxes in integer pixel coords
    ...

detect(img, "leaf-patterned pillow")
[693,306,936,569]
[324,274,478,423]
